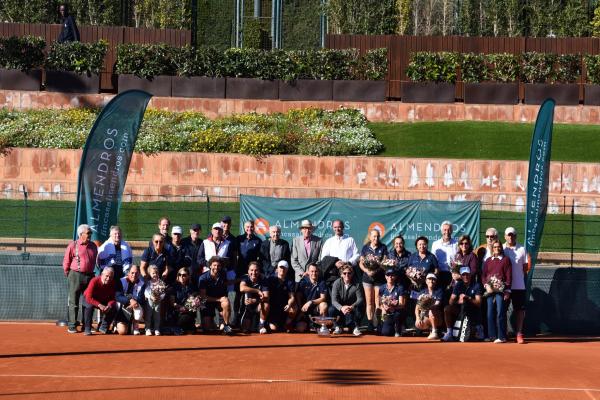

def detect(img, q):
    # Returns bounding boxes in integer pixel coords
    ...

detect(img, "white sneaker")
[145,330,152,336]
[133,329,140,336]
[352,327,362,337]
[441,331,454,342]
[427,331,440,340]
[259,326,267,334]
[154,330,161,336]
[333,326,342,335]
[319,326,329,335]
[394,332,401,338]
[494,338,506,343]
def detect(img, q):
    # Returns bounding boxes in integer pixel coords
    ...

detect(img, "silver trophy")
[310,316,335,337]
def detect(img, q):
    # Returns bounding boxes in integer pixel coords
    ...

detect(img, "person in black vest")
[57,4,80,43]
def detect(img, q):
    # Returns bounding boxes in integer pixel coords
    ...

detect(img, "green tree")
[282,0,321,50]
[327,0,398,34]
[558,0,589,37]
[591,4,600,36]
[396,0,411,34]
[0,0,57,23]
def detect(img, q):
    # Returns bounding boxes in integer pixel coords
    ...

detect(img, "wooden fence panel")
[0,22,191,92]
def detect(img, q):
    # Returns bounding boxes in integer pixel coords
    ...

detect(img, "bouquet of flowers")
[380,294,399,309]
[406,266,426,289]
[363,254,383,276]
[450,256,463,275]
[416,293,436,320]
[184,295,206,312]
[381,257,397,267]
[484,275,505,296]
[150,280,167,302]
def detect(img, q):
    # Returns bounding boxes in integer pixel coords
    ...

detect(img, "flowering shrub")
[0,107,383,157]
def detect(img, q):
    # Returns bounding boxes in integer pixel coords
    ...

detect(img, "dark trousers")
[83,301,116,333]
[328,305,363,329]
[380,309,406,336]
[67,271,92,330]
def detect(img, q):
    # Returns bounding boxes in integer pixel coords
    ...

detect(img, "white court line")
[0,374,599,393]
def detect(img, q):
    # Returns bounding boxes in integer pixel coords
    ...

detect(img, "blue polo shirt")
[297,276,327,302]
[198,270,228,298]
[141,247,172,276]
[267,275,295,306]
[416,287,444,303]
[378,283,407,300]
[360,243,389,259]
[452,280,483,298]
[388,249,411,270]
[407,251,439,274]
[237,234,262,273]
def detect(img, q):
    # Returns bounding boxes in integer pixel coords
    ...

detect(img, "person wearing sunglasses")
[329,264,364,336]
[453,235,479,283]
[169,267,198,335]
[140,233,172,282]
[476,227,499,266]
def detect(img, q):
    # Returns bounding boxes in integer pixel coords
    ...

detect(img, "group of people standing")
[62,216,527,344]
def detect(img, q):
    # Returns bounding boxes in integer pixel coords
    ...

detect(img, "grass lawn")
[369,121,600,162]
[2,199,598,254]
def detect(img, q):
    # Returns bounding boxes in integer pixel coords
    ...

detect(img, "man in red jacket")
[83,267,117,335]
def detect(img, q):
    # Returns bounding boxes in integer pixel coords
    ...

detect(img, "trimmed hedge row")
[406,51,599,84]
[0,107,383,157]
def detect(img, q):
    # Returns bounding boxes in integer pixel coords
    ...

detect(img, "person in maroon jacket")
[482,240,512,343]
[83,267,117,335]
[63,224,98,334]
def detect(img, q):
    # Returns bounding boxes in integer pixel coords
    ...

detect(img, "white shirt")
[503,242,527,290]
[320,234,360,265]
[431,238,458,272]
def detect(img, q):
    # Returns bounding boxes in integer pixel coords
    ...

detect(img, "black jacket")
[58,15,80,43]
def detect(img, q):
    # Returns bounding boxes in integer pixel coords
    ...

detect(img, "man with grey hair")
[83,267,117,335]
[62,224,98,334]
[97,225,133,280]
[431,220,457,288]
[291,220,322,282]
[476,227,499,265]
[260,225,291,277]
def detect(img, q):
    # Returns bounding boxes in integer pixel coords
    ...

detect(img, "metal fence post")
[22,189,29,260]
[206,194,211,230]
[570,199,575,268]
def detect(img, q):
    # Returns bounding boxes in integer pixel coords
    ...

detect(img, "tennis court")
[0,322,598,400]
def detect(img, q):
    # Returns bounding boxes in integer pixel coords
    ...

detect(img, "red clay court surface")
[0,322,599,400]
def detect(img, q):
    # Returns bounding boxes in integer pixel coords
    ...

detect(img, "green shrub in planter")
[190,128,231,153]
[0,36,45,71]
[223,48,280,80]
[45,40,107,75]
[173,46,225,77]
[521,52,557,83]
[406,52,459,83]
[584,55,600,84]
[458,53,487,83]
[555,54,581,83]
[359,48,388,80]
[486,53,520,82]
[232,131,286,156]
[115,43,177,79]
[243,17,270,50]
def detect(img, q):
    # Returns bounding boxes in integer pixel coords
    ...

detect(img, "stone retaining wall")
[1,148,599,214]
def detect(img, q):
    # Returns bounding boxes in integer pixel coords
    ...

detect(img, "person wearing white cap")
[267,260,297,332]
[291,220,323,283]
[197,222,234,273]
[167,226,186,284]
[503,227,528,344]
[414,273,444,340]
[442,266,483,342]
[431,220,458,289]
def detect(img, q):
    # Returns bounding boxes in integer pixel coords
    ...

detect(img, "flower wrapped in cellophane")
[416,293,436,320]
[150,280,167,303]
[484,275,506,296]
[184,295,206,312]
[363,254,383,276]
[406,266,426,289]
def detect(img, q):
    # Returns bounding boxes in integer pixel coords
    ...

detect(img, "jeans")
[328,305,363,329]
[486,293,507,340]
[83,301,116,333]
[67,271,93,330]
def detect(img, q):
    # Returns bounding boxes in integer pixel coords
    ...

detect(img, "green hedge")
[45,40,108,75]
[413,51,581,84]
[115,44,387,81]
[0,107,383,157]
[0,36,45,71]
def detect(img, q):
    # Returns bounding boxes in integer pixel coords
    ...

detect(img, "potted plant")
[0,36,45,91]
[45,40,107,94]
[278,49,334,101]
[522,52,580,105]
[583,55,600,105]
[115,43,176,97]
[403,51,458,103]
[171,46,225,98]
[332,48,388,102]
[461,53,520,104]
[224,48,279,99]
